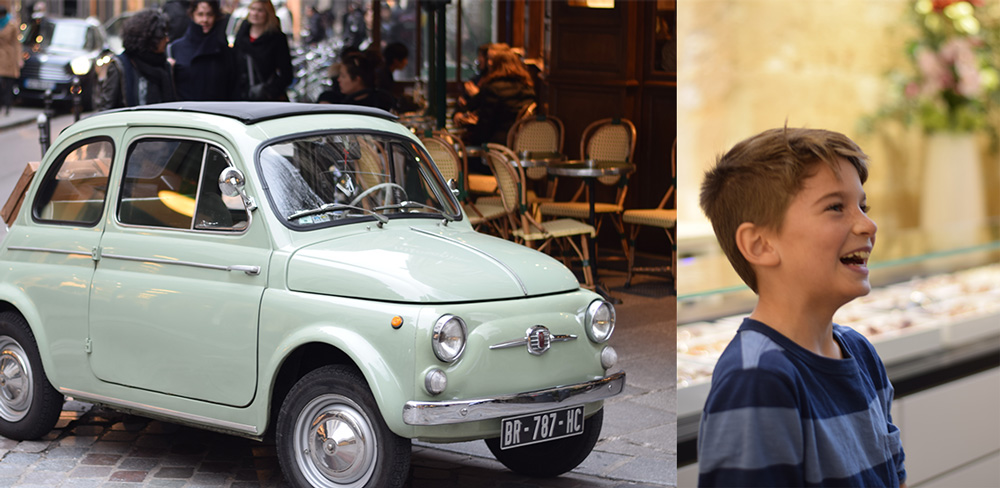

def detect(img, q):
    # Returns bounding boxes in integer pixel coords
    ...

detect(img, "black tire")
[485,408,603,477]
[276,365,410,488]
[0,311,63,440]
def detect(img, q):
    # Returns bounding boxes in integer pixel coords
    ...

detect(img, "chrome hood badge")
[489,325,576,356]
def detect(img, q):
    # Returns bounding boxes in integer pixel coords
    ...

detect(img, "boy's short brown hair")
[700,127,870,293]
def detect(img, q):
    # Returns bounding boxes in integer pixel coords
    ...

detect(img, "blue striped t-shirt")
[697,318,906,487]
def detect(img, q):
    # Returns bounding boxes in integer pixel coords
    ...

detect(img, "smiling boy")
[697,128,907,487]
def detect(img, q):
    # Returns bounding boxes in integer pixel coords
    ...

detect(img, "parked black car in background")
[18,17,111,111]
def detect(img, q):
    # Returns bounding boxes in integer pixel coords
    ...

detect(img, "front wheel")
[276,365,410,488]
[0,311,63,440]
[485,408,603,477]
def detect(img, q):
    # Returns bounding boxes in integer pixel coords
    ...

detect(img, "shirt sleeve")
[698,368,805,487]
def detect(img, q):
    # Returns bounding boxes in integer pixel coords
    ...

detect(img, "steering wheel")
[349,182,407,208]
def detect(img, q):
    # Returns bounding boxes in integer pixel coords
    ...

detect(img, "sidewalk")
[0,105,47,131]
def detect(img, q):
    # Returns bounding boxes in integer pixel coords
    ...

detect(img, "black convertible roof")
[105,102,398,125]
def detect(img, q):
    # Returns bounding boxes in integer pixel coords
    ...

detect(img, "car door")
[88,130,270,407]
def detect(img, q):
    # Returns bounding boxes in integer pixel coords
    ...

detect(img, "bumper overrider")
[402,370,625,426]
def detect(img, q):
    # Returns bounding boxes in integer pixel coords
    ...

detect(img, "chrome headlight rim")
[585,300,615,343]
[432,314,467,363]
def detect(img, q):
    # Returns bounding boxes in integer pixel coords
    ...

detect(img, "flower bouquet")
[866,0,999,137]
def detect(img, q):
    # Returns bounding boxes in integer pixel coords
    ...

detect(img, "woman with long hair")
[233,0,292,101]
[454,46,535,148]
[99,8,177,109]
[168,0,235,101]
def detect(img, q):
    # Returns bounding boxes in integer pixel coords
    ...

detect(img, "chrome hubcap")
[0,336,33,422]
[294,394,376,487]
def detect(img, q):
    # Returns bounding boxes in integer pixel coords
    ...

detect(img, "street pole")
[71,76,81,122]
[37,113,49,157]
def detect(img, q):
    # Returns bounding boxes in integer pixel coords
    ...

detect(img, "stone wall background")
[676,0,999,255]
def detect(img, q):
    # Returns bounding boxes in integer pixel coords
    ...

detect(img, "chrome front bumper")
[401,371,625,426]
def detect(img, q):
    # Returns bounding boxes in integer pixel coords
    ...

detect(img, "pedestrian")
[305,5,326,45]
[0,5,21,116]
[98,9,177,110]
[163,0,191,42]
[697,127,906,487]
[233,0,292,101]
[335,51,395,112]
[169,0,235,101]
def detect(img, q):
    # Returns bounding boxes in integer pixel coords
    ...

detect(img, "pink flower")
[941,38,982,97]
[916,46,953,95]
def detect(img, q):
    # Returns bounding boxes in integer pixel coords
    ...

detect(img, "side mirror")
[447,178,460,198]
[219,167,257,211]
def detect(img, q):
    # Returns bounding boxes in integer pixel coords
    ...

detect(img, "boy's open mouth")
[839,250,870,266]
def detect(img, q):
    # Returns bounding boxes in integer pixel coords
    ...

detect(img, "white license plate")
[499,405,584,450]
[24,79,55,91]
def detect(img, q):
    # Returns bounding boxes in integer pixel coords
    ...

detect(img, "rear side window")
[32,138,114,225]
[118,138,249,231]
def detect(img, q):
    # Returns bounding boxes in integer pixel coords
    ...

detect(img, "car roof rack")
[104,102,399,125]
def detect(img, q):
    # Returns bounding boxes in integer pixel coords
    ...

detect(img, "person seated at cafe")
[316,45,359,104]
[454,46,535,172]
[333,51,396,113]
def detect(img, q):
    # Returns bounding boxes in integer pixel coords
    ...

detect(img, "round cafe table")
[546,159,635,303]
[515,151,565,168]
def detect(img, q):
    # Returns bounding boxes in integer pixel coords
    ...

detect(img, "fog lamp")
[424,368,447,395]
[601,346,618,370]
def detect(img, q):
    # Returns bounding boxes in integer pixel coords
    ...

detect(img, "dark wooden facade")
[500,0,677,251]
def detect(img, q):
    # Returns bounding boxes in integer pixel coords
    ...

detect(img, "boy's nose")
[855,211,877,237]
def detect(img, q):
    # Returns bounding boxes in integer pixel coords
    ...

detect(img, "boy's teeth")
[840,250,870,264]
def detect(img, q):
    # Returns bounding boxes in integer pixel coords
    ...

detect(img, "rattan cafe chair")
[484,143,594,288]
[623,138,676,287]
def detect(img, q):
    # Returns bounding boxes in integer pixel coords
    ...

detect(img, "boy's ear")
[735,222,779,267]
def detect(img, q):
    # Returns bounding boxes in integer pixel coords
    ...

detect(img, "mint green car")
[0,103,624,487]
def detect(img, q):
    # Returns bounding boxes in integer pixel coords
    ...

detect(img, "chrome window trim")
[402,371,625,426]
[100,253,260,276]
[410,227,528,296]
[115,135,252,235]
[59,387,258,435]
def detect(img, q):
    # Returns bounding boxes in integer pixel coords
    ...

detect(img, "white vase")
[919,132,986,252]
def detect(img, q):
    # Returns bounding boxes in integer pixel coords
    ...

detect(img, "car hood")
[286,225,581,302]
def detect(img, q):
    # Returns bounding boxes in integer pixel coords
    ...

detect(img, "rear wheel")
[0,311,63,440]
[485,408,603,477]
[276,365,410,488]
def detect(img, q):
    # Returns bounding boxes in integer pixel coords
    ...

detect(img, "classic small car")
[0,103,624,487]
[17,16,111,111]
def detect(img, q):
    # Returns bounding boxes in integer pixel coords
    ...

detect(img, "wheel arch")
[261,328,416,440]
[0,295,59,387]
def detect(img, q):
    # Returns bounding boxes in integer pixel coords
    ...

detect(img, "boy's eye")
[826,203,844,212]
[860,204,871,214]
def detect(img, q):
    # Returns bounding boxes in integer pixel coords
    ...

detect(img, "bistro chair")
[420,133,508,237]
[623,138,676,287]
[507,114,565,205]
[538,117,636,260]
[484,143,594,287]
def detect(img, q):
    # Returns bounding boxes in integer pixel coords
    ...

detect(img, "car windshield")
[22,20,89,50]
[259,132,462,228]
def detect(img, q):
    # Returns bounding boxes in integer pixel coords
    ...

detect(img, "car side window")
[32,138,114,225]
[118,138,248,231]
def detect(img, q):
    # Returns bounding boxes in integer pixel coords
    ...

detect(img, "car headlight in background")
[586,300,615,343]
[70,56,92,76]
[432,314,467,362]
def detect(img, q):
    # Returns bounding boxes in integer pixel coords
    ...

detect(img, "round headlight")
[432,315,467,362]
[586,300,615,343]
[70,56,92,76]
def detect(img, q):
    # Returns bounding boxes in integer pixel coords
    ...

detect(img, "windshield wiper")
[375,201,456,221]
[287,203,389,226]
